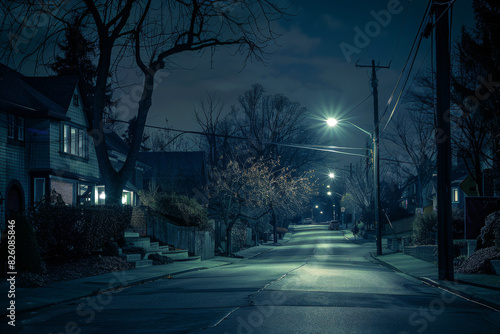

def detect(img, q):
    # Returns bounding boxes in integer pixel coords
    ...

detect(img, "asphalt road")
[12,225,500,333]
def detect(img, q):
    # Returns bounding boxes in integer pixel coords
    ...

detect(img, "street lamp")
[327,117,381,255]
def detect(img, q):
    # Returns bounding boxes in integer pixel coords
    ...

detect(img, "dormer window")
[73,94,79,107]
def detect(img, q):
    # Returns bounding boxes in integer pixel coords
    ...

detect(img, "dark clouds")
[147,0,474,164]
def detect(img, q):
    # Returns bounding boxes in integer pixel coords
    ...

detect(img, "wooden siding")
[0,112,30,227]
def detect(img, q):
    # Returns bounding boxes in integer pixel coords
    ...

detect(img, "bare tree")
[232,84,325,171]
[209,157,315,254]
[385,104,436,208]
[340,161,374,227]
[194,91,228,168]
[1,1,289,204]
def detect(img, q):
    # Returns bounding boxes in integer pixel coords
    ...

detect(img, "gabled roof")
[105,131,130,156]
[24,75,80,111]
[0,63,71,119]
[104,131,150,169]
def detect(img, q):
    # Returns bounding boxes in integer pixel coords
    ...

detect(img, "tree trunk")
[272,208,277,244]
[226,226,232,255]
[93,63,158,205]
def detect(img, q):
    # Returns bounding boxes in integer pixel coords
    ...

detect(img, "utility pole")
[356,60,389,256]
[434,0,454,281]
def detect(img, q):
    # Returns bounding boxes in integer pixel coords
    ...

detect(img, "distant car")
[302,218,313,224]
[328,220,339,230]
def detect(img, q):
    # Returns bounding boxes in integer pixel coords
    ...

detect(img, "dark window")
[7,114,15,138]
[34,178,46,203]
[73,94,79,107]
[17,117,24,141]
[7,114,24,141]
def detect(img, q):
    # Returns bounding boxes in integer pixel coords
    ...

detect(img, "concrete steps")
[124,231,140,238]
[173,256,201,263]
[121,253,141,262]
[133,259,154,268]
[161,249,188,260]
[123,232,198,266]
[126,237,151,249]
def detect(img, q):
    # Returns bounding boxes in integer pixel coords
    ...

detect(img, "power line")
[378,1,435,139]
[340,93,372,119]
[379,0,433,122]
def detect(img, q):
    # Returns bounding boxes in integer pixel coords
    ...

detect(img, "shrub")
[456,246,500,274]
[139,190,210,231]
[477,211,500,250]
[29,191,132,262]
[1,214,43,275]
[412,212,437,245]
[453,240,467,258]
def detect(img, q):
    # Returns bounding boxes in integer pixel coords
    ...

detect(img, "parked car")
[301,218,313,224]
[328,220,339,230]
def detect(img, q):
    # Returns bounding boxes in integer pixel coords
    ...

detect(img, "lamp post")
[328,172,336,220]
[327,117,381,255]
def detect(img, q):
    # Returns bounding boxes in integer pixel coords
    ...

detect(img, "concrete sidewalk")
[343,229,500,311]
[1,237,290,318]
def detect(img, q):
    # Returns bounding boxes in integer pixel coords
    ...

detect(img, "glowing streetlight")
[329,172,335,179]
[327,191,332,196]
[326,116,380,254]
[326,118,338,127]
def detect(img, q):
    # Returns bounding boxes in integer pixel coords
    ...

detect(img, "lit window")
[62,124,88,158]
[63,125,70,153]
[71,127,77,155]
[78,129,84,157]
[452,188,459,203]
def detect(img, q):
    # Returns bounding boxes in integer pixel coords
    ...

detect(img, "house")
[99,131,150,205]
[0,64,145,231]
[0,64,100,227]
[138,151,207,199]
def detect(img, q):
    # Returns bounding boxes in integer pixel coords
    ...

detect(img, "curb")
[3,243,280,318]
[370,253,500,313]
[1,262,232,318]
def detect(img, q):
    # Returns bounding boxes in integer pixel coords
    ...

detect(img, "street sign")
[459,175,479,197]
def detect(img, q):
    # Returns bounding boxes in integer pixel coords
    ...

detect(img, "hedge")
[139,190,210,231]
[29,191,132,262]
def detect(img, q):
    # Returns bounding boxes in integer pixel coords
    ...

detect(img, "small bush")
[477,211,500,250]
[412,212,437,245]
[140,190,210,230]
[29,191,132,262]
[453,240,467,258]
[456,246,500,274]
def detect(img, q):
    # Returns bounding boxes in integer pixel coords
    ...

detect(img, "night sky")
[143,0,474,167]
